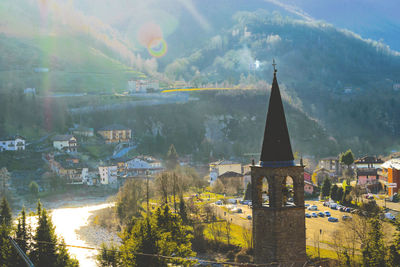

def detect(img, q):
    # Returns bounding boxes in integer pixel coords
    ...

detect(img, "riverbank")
[13,186,117,215]
[50,202,118,267]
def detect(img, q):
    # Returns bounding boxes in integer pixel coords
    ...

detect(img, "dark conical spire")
[260,62,294,167]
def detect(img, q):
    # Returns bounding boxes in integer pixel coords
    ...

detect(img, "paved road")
[69,93,192,114]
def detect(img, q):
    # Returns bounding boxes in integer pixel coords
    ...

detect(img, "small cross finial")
[272,59,277,73]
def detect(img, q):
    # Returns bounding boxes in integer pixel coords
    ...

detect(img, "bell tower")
[251,61,306,265]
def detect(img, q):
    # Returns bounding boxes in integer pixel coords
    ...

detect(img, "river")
[50,202,115,267]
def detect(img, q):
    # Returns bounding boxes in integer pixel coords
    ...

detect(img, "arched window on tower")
[282,176,295,207]
[262,177,270,207]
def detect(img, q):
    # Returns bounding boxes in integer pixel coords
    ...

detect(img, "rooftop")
[218,171,243,178]
[354,156,383,164]
[260,67,294,167]
[381,159,400,170]
[0,135,25,141]
[53,135,75,141]
[210,160,240,166]
[99,124,131,131]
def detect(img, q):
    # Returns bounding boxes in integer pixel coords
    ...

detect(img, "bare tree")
[155,172,170,204]
[211,179,224,194]
[225,219,232,246]
[242,223,253,249]
[350,185,364,206]
[344,216,369,249]
[0,167,10,197]
[203,204,214,222]
[209,220,223,246]
[330,229,347,263]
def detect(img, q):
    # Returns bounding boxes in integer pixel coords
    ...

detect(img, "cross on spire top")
[272,59,277,73]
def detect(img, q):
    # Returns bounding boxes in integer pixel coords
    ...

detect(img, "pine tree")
[337,187,344,202]
[32,208,58,267]
[179,195,188,224]
[244,182,252,200]
[97,243,120,267]
[321,177,331,198]
[330,184,338,201]
[0,197,11,227]
[56,239,79,267]
[339,149,355,168]
[120,205,195,267]
[362,218,386,267]
[166,144,179,170]
[15,206,31,267]
[388,219,400,267]
[0,224,13,266]
[31,201,79,267]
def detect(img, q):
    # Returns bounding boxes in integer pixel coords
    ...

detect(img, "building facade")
[53,135,77,153]
[0,136,25,151]
[209,160,242,185]
[128,79,159,93]
[98,165,118,185]
[98,125,132,143]
[381,159,400,196]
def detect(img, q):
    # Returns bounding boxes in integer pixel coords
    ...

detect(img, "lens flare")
[147,38,167,58]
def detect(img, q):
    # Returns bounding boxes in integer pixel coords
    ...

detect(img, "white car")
[307,205,318,211]
[385,212,396,220]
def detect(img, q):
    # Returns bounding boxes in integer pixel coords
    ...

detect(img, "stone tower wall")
[251,165,306,265]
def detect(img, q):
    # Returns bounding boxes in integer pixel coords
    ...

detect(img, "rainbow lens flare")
[147,38,167,58]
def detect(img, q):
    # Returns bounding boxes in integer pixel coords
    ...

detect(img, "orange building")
[381,159,400,196]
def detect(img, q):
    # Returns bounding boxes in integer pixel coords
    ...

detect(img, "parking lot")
[213,199,396,250]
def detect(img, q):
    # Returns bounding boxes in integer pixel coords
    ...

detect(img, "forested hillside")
[162,11,400,155]
[1,0,400,157]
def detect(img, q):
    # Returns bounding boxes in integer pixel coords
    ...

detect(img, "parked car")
[318,212,325,217]
[329,203,337,209]
[308,205,318,211]
[236,208,243,214]
[311,212,318,218]
[342,215,352,221]
[305,213,311,218]
[328,217,339,222]
[215,200,223,205]
[247,215,252,220]
[385,212,396,221]
[345,207,351,212]
[366,194,374,199]
[324,211,331,217]
[305,203,310,207]
[228,199,237,204]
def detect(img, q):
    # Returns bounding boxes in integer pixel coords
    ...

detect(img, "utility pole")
[173,173,177,213]
[146,170,150,214]
[9,236,34,267]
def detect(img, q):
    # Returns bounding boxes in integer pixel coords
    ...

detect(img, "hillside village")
[2,120,400,210]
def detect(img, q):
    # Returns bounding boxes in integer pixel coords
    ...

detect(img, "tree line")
[0,198,78,266]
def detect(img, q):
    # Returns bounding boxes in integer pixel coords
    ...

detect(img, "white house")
[209,160,242,185]
[53,135,77,152]
[125,156,164,176]
[0,136,25,151]
[98,165,118,185]
[128,79,159,93]
[24,88,36,95]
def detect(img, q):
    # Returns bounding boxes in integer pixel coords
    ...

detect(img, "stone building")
[251,66,306,265]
